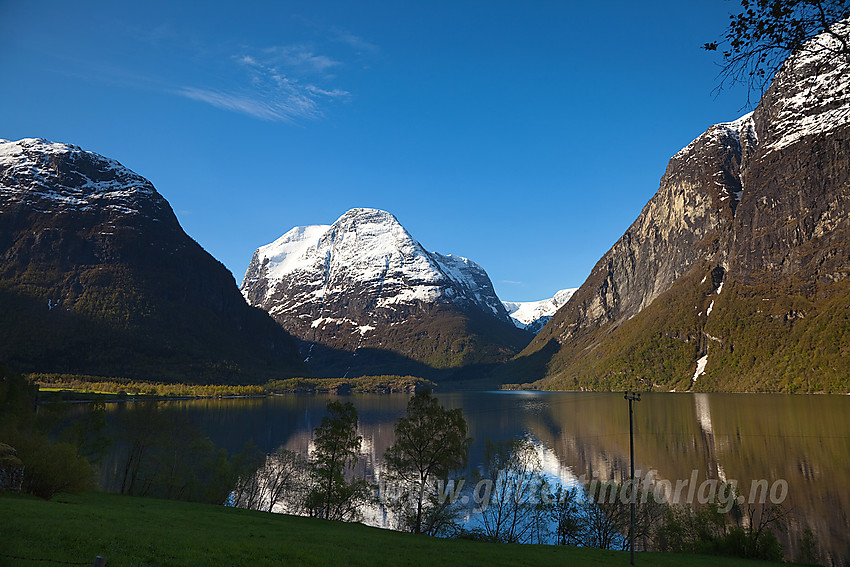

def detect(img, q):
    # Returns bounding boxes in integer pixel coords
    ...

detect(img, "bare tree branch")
[705,0,850,106]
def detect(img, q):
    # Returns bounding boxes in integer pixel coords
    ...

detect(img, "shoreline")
[33,374,434,403]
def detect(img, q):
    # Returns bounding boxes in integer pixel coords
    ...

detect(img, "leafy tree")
[528,477,555,544]
[704,0,850,104]
[306,400,372,521]
[0,367,39,430]
[2,430,93,499]
[546,479,667,550]
[582,481,631,550]
[550,484,584,546]
[115,399,166,495]
[475,438,548,543]
[230,441,271,510]
[383,390,470,535]
[796,527,820,564]
[113,400,258,504]
[234,447,309,513]
[261,448,309,513]
[142,422,233,503]
[656,500,785,561]
[0,368,93,499]
[62,400,111,466]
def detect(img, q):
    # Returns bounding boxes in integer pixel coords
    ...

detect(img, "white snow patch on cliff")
[692,355,708,384]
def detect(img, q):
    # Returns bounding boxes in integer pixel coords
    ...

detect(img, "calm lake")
[95,391,850,564]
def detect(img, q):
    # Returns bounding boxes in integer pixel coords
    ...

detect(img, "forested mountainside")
[0,138,306,384]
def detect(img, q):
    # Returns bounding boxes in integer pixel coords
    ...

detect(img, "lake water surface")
[98,391,850,564]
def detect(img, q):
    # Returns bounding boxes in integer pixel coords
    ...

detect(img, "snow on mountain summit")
[241,208,533,375]
[250,223,333,285]
[759,18,850,153]
[243,208,506,316]
[503,288,577,333]
[0,138,162,215]
[0,137,307,381]
[241,208,512,342]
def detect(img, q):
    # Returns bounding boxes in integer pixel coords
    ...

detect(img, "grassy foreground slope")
[0,492,785,567]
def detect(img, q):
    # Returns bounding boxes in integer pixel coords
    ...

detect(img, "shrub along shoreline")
[31,373,433,400]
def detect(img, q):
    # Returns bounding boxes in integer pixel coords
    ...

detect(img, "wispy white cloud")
[177,77,347,122]
[332,29,379,54]
[501,280,524,285]
[261,45,341,73]
[173,42,353,122]
[44,19,374,125]
[132,22,373,123]
[178,49,349,122]
[176,87,296,121]
[305,85,350,98]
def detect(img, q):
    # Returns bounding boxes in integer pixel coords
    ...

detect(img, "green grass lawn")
[0,492,785,567]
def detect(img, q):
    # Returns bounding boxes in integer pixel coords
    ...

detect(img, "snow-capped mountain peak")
[241,208,513,348]
[503,288,577,333]
[0,138,162,216]
[761,18,850,153]
[0,137,307,382]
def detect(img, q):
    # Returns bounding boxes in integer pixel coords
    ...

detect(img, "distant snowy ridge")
[503,288,577,333]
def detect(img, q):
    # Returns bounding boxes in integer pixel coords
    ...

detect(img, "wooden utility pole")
[624,391,641,565]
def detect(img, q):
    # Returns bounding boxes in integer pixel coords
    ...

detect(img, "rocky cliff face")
[523,114,756,364]
[242,208,530,378]
[518,23,850,393]
[0,138,306,383]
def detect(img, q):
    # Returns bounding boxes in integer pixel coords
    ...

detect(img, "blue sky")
[0,1,750,302]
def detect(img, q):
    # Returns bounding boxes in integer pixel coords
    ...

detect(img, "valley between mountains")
[1,23,848,393]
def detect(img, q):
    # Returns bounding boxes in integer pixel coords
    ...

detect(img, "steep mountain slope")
[242,208,531,378]
[0,138,306,384]
[514,23,850,393]
[503,288,577,333]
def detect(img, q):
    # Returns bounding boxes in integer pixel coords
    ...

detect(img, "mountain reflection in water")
[95,391,850,565]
